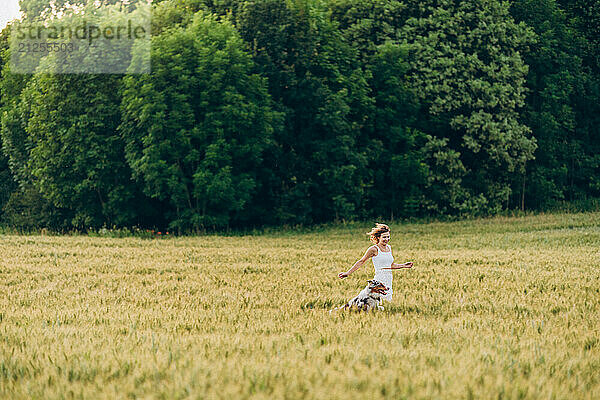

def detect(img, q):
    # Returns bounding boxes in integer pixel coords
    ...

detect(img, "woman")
[338,223,413,305]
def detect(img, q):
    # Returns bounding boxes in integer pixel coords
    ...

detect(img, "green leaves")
[21,73,143,228]
[399,0,537,213]
[510,0,600,208]
[237,0,372,224]
[1,0,598,230]
[121,12,277,231]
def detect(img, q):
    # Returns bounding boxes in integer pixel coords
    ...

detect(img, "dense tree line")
[0,0,598,232]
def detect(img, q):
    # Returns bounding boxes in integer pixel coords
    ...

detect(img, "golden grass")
[1,212,599,399]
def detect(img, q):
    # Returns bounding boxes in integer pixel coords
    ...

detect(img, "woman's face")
[379,231,390,246]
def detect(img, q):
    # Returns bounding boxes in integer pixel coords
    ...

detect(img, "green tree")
[328,2,436,219]
[19,0,125,20]
[22,73,148,229]
[1,24,41,224]
[510,0,600,208]
[557,0,600,70]
[1,47,72,230]
[329,0,408,59]
[555,0,600,201]
[398,0,537,214]
[237,0,372,224]
[0,26,16,218]
[363,42,428,219]
[121,12,278,231]
[2,10,161,230]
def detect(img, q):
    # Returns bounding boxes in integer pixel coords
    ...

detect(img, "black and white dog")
[329,280,389,313]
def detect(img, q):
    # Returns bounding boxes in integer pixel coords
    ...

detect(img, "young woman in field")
[338,223,413,306]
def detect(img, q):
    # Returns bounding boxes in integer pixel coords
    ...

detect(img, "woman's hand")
[338,271,349,279]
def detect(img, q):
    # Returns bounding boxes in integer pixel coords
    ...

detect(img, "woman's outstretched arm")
[338,247,376,278]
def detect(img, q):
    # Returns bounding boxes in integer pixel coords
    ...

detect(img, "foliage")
[557,0,600,69]
[121,12,278,231]
[1,183,72,230]
[237,0,372,224]
[0,0,599,230]
[18,0,128,20]
[23,73,148,229]
[0,26,15,216]
[398,0,537,214]
[362,42,428,219]
[510,0,600,209]
[329,0,408,59]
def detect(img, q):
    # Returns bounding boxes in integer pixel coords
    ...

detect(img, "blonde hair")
[366,223,390,244]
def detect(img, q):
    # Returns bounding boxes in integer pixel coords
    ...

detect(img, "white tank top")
[372,244,394,282]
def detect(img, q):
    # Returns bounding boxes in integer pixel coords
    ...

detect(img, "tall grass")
[1,212,599,399]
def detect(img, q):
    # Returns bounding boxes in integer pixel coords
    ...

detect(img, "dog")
[329,280,389,313]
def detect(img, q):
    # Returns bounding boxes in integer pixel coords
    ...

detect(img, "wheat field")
[1,212,599,399]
